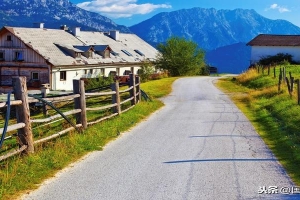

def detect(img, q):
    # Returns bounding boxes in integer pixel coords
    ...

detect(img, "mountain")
[205,42,251,73]
[130,8,300,73]
[0,0,130,32]
[130,8,300,50]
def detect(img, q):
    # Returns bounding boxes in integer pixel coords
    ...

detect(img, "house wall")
[0,65,49,86]
[52,70,78,91]
[0,30,50,87]
[0,32,47,63]
[250,46,300,64]
[51,65,140,91]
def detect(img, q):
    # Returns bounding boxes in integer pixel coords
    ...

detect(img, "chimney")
[110,30,119,41]
[33,22,44,29]
[72,27,81,37]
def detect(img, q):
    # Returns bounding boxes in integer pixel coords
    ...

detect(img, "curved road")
[22,77,297,200]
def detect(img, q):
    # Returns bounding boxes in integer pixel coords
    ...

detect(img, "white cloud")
[77,0,172,18]
[267,3,290,13]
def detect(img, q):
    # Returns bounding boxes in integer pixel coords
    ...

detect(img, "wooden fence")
[0,74,141,161]
[256,65,300,104]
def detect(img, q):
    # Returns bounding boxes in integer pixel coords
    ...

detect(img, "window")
[14,51,24,61]
[7,35,12,41]
[88,51,93,58]
[60,71,66,81]
[121,50,132,56]
[111,51,119,56]
[134,49,145,56]
[109,71,117,77]
[84,69,93,74]
[75,52,81,58]
[100,68,105,76]
[0,51,4,61]
[123,70,131,75]
[31,72,39,80]
[103,50,110,58]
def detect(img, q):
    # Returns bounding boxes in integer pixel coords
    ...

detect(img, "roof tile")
[247,34,300,46]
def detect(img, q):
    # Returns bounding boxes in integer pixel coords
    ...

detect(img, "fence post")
[129,73,137,105]
[285,77,292,97]
[283,67,286,83]
[274,66,276,78]
[278,70,282,92]
[280,67,282,79]
[297,79,300,105]
[267,65,270,76]
[289,72,294,93]
[111,80,121,114]
[41,91,48,116]
[73,80,87,129]
[12,77,34,154]
[135,76,141,102]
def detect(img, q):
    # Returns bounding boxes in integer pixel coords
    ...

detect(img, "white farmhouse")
[0,23,158,92]
[247,34,300,65]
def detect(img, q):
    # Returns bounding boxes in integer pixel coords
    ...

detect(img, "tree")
[138,60,155,82]
[155,36,206,76]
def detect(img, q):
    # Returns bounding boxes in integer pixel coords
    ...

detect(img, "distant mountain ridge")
[130,7,300,73]
[130,7,300,50]
[1,2,300,73]
[0,0,130,32]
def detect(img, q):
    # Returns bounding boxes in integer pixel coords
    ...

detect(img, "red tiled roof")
[247,34,300,46]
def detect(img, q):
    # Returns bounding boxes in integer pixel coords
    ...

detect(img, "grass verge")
[216,68,300,186]
[0,77,178,200]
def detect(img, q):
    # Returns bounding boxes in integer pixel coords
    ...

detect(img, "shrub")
[84,76,114,90]
[138,61,155,82]
[259,53,294,66]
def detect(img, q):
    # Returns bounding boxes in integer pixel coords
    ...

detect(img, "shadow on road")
[163,158,277,164]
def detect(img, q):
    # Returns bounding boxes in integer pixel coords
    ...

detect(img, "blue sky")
[70,0,300,27]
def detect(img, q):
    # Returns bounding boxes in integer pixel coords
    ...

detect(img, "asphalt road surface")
[21,77,298,200]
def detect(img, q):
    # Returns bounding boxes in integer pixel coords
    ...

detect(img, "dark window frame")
[14,51,24,61]
[121,49,133,56]
[0,51,5,61]
[111,51,119,56]
[134,49,145,56]
[31,72,39,80]
[60,71,67,81]
[75,52,81,58]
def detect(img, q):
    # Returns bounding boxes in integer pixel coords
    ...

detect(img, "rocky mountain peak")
[0,0,130,32]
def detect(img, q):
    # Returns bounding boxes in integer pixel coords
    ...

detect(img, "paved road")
[22,77,298,200]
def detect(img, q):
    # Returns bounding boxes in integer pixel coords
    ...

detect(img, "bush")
[138,61,155,82]
[200,65,211,75]
[259,53,294,66]
[84,76,114,90]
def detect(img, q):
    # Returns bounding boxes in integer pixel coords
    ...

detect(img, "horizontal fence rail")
[0,74,141,161]
[0,123,25,134]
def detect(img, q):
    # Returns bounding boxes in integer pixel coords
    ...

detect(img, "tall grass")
[217,66,300,186]
[0,77,178,200]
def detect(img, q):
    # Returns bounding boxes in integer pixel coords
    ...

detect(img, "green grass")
[140,77,178,98]
[217,66,300,186]
[0,77,178,200]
